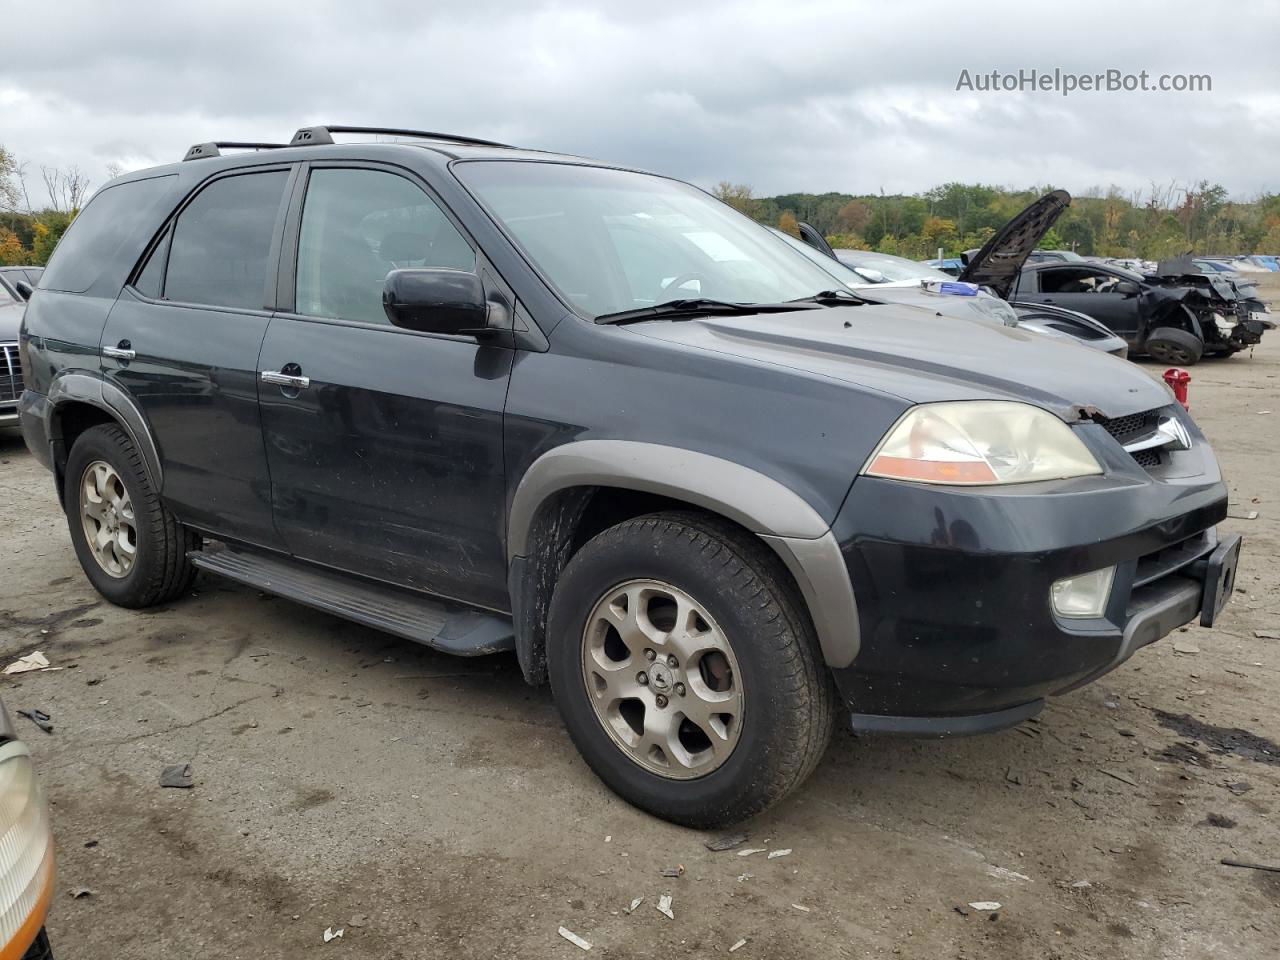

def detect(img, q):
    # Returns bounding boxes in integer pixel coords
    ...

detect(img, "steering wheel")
[659,273,710,301]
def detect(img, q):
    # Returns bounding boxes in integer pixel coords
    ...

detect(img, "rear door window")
[39,175,177,294]
[163,171,289,311]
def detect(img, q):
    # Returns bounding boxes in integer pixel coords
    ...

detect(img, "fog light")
[1051,566,1116,619]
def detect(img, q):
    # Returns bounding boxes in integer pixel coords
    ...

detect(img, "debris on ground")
[1221,859,1280,874]
[557,927,592,951]
[159,763,195,789]
[656,894,674,920]
[322,926,344,943]
[3,652,58,675]
[660,865,685,878]
[1198,813,1238,828]
[736,847,768,857]
[1226,781,1252,796]
[1069,880,1092,889]
[625,897,643,914]
[16,708,53,734]
[68,888,93,899]
[791,903,811,913]
[736,873,753,882]
[1254,629,1280,640]
[986,866,1032,883]
[704,831,749,852]
[968,901,1002,912]
[1099,769,1139,787]
[767,848,792,860]
[1172,641,1201,655]
[729,938,748,952]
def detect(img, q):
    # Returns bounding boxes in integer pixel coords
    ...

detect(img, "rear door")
[257,162,512,610]
[102,166,295,548]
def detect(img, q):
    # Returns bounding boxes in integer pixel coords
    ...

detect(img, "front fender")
[508,440,861,669]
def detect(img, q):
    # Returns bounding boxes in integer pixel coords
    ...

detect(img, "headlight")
[863,401,1103,486]
[0,742,53,957]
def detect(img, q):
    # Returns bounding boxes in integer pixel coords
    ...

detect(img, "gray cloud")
[3,0,1277,207]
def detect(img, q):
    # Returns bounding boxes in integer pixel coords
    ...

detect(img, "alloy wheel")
[580,579,744,779]
[79,460,137,578]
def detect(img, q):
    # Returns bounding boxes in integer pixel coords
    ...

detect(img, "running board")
[188,546,514,656]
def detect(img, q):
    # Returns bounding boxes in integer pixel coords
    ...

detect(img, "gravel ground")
[2,282,1278,959]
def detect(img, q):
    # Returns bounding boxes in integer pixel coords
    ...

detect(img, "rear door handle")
[260,370,311,390]
[103,341,136,361]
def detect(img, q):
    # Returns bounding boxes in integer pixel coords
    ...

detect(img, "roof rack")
[289,124,512,149]
[183,142,289,162]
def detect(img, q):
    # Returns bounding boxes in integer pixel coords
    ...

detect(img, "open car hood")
[958,190,1071,300]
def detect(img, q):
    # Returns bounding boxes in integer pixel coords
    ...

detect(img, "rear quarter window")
[39,175,177,294]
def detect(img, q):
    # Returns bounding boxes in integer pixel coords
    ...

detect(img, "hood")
[627,302,1169,420]
[958,190,1071,300]
[853,283,1021,328]
[0,299,23,342]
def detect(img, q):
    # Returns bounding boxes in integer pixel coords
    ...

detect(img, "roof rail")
[289,124,512,149]
[183,142,289,162]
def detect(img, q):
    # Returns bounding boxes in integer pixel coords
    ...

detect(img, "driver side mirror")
[1114,279,1140,296]
[382,269,493,336]
[13,280,33,300]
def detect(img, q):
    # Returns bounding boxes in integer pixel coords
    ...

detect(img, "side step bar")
[188,546,514,656]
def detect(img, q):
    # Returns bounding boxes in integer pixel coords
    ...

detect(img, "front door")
[1027,266,1142,338]
[258,164,512,610]
[101,167,293,548]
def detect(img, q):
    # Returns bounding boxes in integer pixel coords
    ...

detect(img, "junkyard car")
[1,282,26,431]
[1014,256,1272,363]
[0,699,56,959]
[19,125,1242,826]
[780,209,1129,357]
[0,268,41,303]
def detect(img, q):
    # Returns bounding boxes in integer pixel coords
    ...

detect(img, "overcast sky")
[3,0,1278,208]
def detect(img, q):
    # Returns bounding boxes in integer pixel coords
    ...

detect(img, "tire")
[1143,326,1203,366]
[547,511,836,827]
[63,424,198,608]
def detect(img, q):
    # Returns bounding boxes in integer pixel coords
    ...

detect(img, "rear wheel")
[1143,326,1203,365]
[63,424,198,608]
[547,512,836,827]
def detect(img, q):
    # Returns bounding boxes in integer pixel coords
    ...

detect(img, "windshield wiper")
[595,298,820,325]
[788,289,868,306]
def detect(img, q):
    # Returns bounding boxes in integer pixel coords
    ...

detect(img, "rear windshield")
[40,175,177,294]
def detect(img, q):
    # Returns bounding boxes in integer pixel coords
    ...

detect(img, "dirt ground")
[2,281,1279,960]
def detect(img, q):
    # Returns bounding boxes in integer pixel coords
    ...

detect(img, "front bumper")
[829,428,1233,732]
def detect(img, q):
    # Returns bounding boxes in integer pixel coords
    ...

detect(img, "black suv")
[18,125,1241,826]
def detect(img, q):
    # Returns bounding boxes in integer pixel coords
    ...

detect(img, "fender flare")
[46,371,164,491]
[508,440,860,668]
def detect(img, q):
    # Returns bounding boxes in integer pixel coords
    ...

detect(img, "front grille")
[1131,449,1160,468]
[1096,411,1156,447]
[0,342,22,404]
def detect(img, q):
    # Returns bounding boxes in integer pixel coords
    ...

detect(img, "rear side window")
[40,175,177,294]
[163,171,289,310]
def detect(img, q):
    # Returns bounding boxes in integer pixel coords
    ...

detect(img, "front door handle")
[103,341,136,361]
[260,370,311,390]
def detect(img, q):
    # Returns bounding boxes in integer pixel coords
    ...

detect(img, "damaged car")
[955,194,1273,364]
[784,199,1128,357]
[1013,254,1273,363]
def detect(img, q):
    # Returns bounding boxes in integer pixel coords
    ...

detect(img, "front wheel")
[547,512,836,827]
[1144,326,1204,365]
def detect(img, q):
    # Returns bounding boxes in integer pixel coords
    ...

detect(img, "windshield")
[834,250,954,284]
[456,161,845,319]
